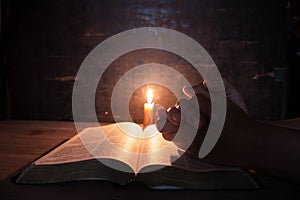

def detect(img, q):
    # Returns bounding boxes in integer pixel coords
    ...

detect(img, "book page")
[85,123,142,172]
[34,133,94,165]
[137,134,181,172]
[35,123,144,173]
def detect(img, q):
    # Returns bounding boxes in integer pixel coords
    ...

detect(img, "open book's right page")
[135,125,259,189]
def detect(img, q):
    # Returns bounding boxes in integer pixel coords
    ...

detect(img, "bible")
[15,122,258,189]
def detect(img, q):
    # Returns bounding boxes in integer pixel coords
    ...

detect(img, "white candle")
[143,89,154,127]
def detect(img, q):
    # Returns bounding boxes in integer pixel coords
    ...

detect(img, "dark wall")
[287,0,300,118]
[1,0,8,119]
[3,0,291,121]
[0,51,8,119]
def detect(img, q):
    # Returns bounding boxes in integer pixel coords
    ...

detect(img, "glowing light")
[147,89,153,104]
[144,89,154,127]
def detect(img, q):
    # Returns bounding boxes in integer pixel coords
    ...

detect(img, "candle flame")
[147,89,153,104]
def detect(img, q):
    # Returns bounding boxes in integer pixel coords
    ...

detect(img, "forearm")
[204,108,300,181]
[247,122,300,179]
[206,122,300,181]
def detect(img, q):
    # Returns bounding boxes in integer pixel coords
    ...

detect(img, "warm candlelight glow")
[147,89,153,104]
[144,88,154,127]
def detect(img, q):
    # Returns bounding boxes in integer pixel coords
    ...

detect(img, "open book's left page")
[16,123,145,184]
[34,124,142,172]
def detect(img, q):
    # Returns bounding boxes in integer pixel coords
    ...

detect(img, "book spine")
[125,177,146,186]
[125,177,137,184]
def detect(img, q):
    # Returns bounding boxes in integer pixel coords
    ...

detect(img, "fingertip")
[156,118,179,135]
[183,85,195,98]
[203,80,208,89]
[156,118,166,132]
[166,107,181,126]
[177,98,190,107]
[156,108,167,119]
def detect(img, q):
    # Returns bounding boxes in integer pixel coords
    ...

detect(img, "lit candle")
[143,89,154,127]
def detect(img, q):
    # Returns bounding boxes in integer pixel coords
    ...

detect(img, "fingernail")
[183,86,195,98]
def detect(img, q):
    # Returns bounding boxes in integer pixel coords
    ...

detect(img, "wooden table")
[0,120,299,200]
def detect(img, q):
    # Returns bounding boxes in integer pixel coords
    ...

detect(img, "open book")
[15,122,258,190]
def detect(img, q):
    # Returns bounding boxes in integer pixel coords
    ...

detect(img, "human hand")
[156,79,249,157]
[157,80,300,182]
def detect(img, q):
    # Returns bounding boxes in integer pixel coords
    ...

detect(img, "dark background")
[1,0,299,122]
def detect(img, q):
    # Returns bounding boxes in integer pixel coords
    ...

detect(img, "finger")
[203,80,208,89]
[166,107,181,126]
[161,129,177,141]
[183,83,210,100]
[197,94,211,119]
[177,98,206,129]
[170,122,198,149]
[156,117,179,135]
[157,106,181,127]
[182,85,195,98]
[156,107,181,141]
[156,108,167,120]
[179,94,212,118]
